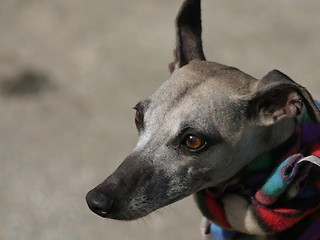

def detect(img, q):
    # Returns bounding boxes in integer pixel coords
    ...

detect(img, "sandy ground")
[0,1,319,240]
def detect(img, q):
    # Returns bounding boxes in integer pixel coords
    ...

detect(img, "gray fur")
[86,0,320,232]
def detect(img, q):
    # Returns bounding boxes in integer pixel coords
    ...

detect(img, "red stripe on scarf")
[311,142,320,158]
[255,204,320,232]
[204,189,232,229]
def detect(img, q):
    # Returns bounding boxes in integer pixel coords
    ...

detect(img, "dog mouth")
[86,185,192,221]
[85,152,206,220]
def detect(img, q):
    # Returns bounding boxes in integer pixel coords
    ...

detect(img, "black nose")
[86,189,114,218]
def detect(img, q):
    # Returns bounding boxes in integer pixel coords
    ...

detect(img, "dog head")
[86,0,320,220]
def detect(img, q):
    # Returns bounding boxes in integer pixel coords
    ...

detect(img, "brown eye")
[135,110,143,124]
[183,135,206,150]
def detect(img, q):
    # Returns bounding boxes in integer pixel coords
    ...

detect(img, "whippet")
[86,0,320,239]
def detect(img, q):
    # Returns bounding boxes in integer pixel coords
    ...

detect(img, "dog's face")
[121,62,252,218]
[86,0,320,221]
[86,61,258,220]
[134,61,255,190]
[86,60,317,221]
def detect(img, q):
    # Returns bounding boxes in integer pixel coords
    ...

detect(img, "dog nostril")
[86,189,114,218]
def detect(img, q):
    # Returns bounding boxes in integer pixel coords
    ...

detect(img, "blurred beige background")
[0,0,319,240]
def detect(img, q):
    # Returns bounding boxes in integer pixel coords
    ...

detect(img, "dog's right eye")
[182,134,207,152]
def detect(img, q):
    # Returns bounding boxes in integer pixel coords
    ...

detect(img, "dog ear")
[168,0,206,73]
[247,69,320,125]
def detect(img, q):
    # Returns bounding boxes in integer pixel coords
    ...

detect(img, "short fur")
[86,0,320,238]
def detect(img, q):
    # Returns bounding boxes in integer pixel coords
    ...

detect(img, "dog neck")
[267,118,296,147]
[194,103,320,239]
[233,117,296,177]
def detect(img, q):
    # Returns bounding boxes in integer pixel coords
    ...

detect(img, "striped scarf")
[194,102,320,240]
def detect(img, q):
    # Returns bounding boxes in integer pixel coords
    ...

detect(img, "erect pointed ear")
[247,69,320,125]
[168,0,206,73]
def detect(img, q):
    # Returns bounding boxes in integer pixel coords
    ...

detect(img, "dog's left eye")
[134,110,145,131]
[133,102,146,131]
[135,110,143,124]
[183,135,206,151]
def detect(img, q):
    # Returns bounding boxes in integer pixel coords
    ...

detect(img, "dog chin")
[103,208,153,221]
[107,196,185,221]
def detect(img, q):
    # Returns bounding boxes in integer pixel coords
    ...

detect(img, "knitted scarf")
[194,102,320,240]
